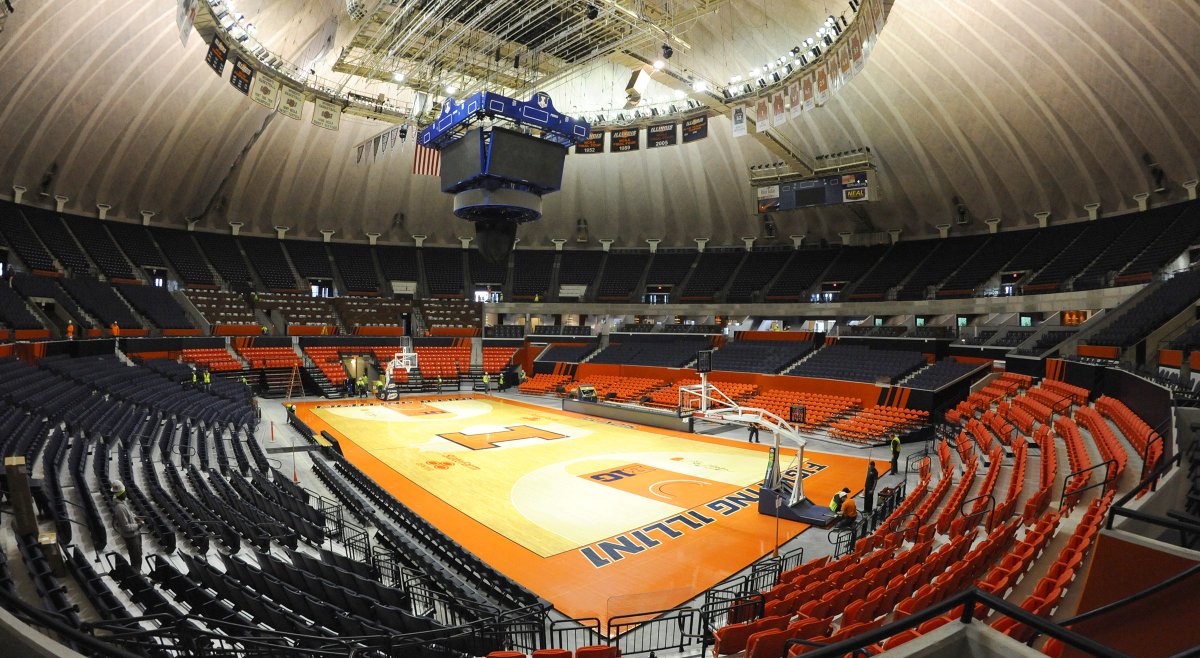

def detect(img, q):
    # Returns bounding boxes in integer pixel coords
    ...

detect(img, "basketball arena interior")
[0,0,1197,656]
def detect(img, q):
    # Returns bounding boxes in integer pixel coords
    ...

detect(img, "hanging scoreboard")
[756,171,870,213]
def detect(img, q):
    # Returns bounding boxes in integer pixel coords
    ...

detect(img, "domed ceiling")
[0,0,1196,248]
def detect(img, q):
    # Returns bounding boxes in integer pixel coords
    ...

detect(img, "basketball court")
[296,394,878,621]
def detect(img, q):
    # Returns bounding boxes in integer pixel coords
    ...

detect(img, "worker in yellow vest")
[202,369,211,391]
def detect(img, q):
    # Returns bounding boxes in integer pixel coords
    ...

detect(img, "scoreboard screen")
[757,171,869,213]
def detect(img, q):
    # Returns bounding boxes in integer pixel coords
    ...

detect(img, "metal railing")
[1059,459,1118,511]
[784,588,1131,658]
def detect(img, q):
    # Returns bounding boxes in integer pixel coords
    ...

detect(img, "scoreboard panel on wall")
[756,171,870,213]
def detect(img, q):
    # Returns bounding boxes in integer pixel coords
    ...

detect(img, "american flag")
[412,144,441,176]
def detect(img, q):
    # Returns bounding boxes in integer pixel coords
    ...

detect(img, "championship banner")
[205,35,228,76]
[575,131,605,154]
[611,127,639,152]
[828,58,842,93]
[870,0,885,34]
[229,57,254,95]
[176,0,197,47]
[731,105,748,137]
[278,86,304,120]
[802,74,815,111]
[311,98,342,131]
[815,67,830,106]
[771,92,787,127]
[755,97,770,132]
[250,75,280,109]
[788,82,802,119]
[682,115,708,143]
[850,22,865,73]
[838,48,851,86]
[647,122,677,148]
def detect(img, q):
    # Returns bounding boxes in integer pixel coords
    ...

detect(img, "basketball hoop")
[386,349,419,387]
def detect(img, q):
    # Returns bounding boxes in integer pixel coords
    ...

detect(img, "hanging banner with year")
[575,131,605,154]
[647,122,677,148]
[278,86,305,120]
[205,35,228,75]
[682,115,708,143]
[611,127,640,152]
[311,98,342,131]
[250,75,280,109]
[229,57,254,95]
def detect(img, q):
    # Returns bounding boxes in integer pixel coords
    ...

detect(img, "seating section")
[646,378,758,408]
[1088,269,1200,347]
[332,297,408,331]
[710,339,814,374]
[738,390,860,430]
[727,250,791,302]
[680,251,742,301]
[376,245,421,283]
[1073,207,1181,290]
[115,283,195,329]
[106,222,168,270]
[535,344,596,362]
[518,373,572,395]
[194,232,255,291]
[643,252,696,288]
[510,250,555,301]
[1115,201,1200,285]
[937,231,1036,298]
[1015,329,1076,355]
[766,248,838,301]
[58,277,139,327]
[898,234,989,300]
[1005,222,1090,278]
[182,348,242,372]
[236,346,302,369]
[147,227,216,285]
[64,217,136,280]
[418,299,480,330]
[1022,217,1130,293]
[904,360,980,389]
[481,347,516,373]
[0,283,43,329]
[790,344,926,384]
[822,244,888,287]
[22,208,91,274]
[284,240,334,281]
[414,346,470,378]
[329,243,380,294]
[659,323,721,334]
[588,337,708,368]
[595,252,649,301]
[849,240,936,300]
[485,324,524,338]
[422,248,464,297]
[533,325,591,335]
[570,374,666,403]
[11,273,93,327]
[828,406,929,444]
[468,250,508,286]
[994,329,1034,348]
[0,203,57,271]
[242,237,300,290]
[254,292,336,327]
[184,289,257,325]
[556,250,604,290]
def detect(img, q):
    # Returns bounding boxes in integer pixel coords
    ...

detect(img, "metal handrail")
[1058,459,1118,511]
[784,588,1130,658]
[1106,451,1182,531]
[958,493,995,533]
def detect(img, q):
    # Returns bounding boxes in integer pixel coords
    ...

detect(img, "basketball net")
[385,349,419,387]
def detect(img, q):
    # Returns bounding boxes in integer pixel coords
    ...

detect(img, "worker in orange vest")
[110,322,120,337]
[66,321,75,340]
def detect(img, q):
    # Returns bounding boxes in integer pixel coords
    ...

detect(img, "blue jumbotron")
[417,91,591,150]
